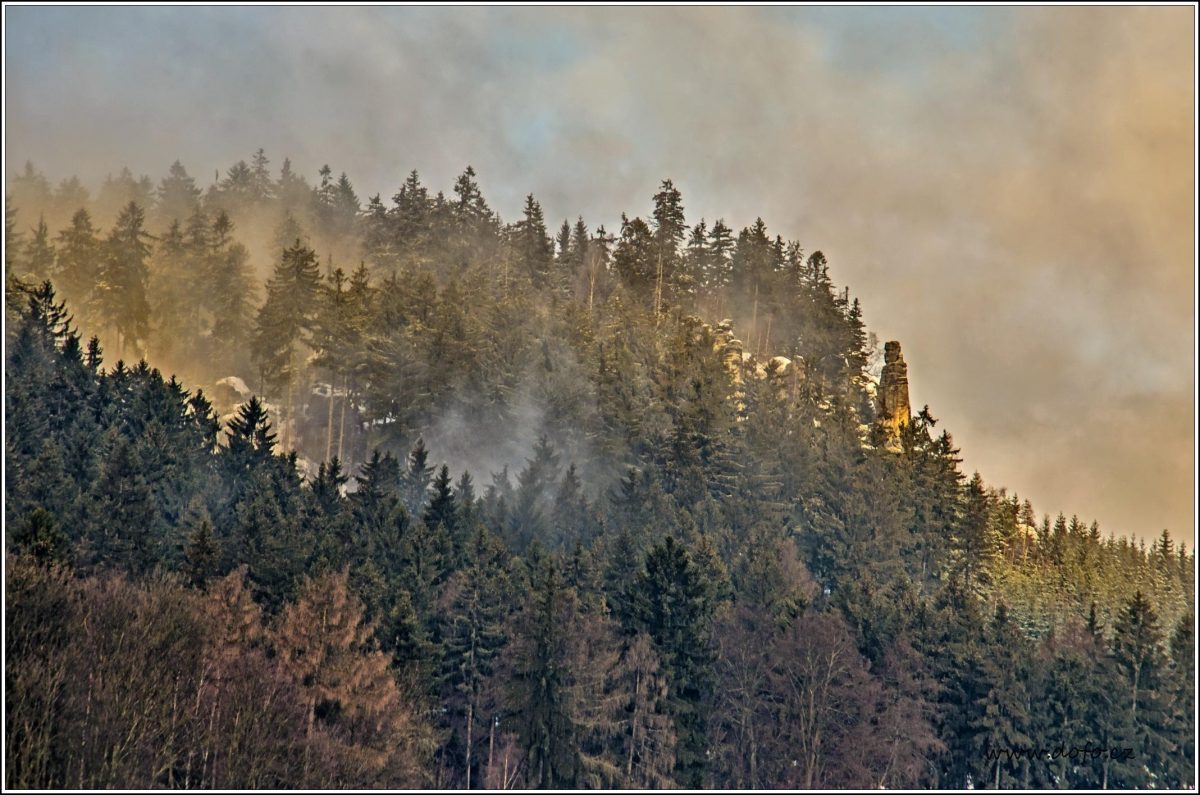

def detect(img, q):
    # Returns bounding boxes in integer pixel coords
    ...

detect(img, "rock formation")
[877,340,911,449]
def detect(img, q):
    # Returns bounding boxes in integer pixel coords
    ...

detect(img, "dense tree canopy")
[4,156,1195,789]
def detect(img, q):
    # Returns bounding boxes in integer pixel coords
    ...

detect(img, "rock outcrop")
[877,340,911,448]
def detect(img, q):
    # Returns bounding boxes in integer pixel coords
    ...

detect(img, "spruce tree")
[440,526,513,788]
[401,437,435,518]
[1110,590,1173,786]
[506,552,581,788]
[98,201,152,358]
[155,160,201,225]
[251,240,321,444]
[54,208,102,330]
[21,215,55,282]
[512,194,553,283]
[628,536,716,787]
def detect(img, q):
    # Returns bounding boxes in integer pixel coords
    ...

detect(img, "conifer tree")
[98,201,152,358]
[423,464,461,556]
[1110,590,1173,786]
[249,148,274,202]
[650,179,686,307]
[401,438,435,518]
[512,194,553,283]
[21,215,55,282]
[613,214,655,297]
[1164,612,1195,788]
[628,536,716,787]
[252,240,321,445]
[275,568,434,786]
[5,199,23,274]
[155,160,201,225]
[505,552,581,788]
[54,208,102,330]
[439,526,513,788]
[707,218,735,291]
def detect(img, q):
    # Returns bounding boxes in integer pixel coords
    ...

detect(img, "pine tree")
[680,220,709,298]
[275,568,434,786]
[1110,590,1173,786]
[449,165,497,266]
[613,214,655,297]
[98,201,152,358]
[439,526,513,788]
[155,160,201,225]
[1164,612,1195,788]
[9,162,52,221]
[969,604,1033,789]
[21,215,55,282]
[250,148,274,202]
[508,435,561,553]
[5,198,23,274]
[650,179,686,307]
[392,169,431,269]
[956,472,999,592]
[54,208,102,330]
[208,215,256,369]
[512,194,553,283]
[85,431,159,575]
[423,464,461,556]
[401,438,434,518]
[707,219,735,291]
[252,240,322,444]
[569,217,589,278]
[552,462,594,550]
[184,510,222,587]
[506,552,581,788]
[628,536,716,787]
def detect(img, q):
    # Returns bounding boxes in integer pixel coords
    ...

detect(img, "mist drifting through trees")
[3,154,1195,790]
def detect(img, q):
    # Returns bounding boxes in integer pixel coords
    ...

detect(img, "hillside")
[4,158,1195,789]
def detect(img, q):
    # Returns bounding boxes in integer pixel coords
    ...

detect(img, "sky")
[4,5,1195,543]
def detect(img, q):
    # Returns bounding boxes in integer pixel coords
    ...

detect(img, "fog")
[5,5,1194,540]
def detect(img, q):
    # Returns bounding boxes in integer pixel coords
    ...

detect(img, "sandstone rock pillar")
[877,341,911,448]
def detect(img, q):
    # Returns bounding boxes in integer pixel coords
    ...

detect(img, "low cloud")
[5,6,1193,539]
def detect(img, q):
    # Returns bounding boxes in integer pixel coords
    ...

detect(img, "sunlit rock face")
[877,340,911,449]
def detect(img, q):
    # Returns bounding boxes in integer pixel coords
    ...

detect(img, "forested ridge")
[4,154,1195,789]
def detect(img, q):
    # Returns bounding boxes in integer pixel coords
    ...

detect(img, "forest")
[4,154,1195,789]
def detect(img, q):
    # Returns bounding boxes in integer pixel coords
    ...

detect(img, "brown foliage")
[274,567,437,787]
[711,605,941,789]
[4,556,435,789]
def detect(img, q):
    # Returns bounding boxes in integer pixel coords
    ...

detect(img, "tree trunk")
[302,696,315,782]
[325,371,335,462]
[337,374,348,462]
[465,702,474,789]
[285,348,295,451]
[588,254,597,315]
[627,669,640,782]
[487,715,496,786]
[750,284,758,349]
[653,252,663,327]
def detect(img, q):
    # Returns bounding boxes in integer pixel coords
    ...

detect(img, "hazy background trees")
[4,156,1195,789]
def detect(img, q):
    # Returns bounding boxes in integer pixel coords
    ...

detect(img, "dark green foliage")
[438,526,514,786]
[506,553,581,788]
[252,239,321,403]
[11,508,71,566]
[4,165,1193,790]
[1109,590,1174,787]
[628,536,716,787]
[99,201,152,357]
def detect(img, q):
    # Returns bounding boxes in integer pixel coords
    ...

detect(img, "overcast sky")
[5,6,1195,542]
